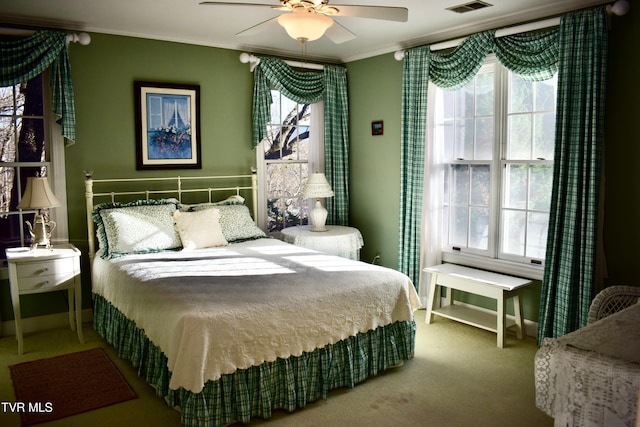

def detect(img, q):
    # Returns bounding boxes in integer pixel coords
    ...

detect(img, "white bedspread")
[92,238,421,393]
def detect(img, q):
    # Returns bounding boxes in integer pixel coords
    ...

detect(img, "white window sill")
[441,251,544,281]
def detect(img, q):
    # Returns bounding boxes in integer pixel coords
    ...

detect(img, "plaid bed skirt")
[92,294,416,427]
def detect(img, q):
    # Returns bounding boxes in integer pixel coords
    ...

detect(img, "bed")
[85,172,420,427]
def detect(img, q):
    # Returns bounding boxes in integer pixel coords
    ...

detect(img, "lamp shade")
[17,176,61,209]
[277,9,334,41]
[302,173,334,199]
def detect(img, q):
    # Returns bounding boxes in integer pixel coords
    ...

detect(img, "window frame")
[436,56,556,280]
[0,69,68,262]
[255,89,324,235]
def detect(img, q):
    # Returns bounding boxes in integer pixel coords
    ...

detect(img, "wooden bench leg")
[426,273,438,324]
[497,293,505,348]
[513,293,524,340]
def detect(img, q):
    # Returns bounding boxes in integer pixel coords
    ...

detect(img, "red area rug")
[9,347,137,426]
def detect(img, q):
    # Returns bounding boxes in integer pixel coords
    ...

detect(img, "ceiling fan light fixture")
[277,8,334,41]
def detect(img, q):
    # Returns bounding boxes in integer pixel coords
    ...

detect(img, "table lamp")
[17,175,61,250]
[302,173,334,232]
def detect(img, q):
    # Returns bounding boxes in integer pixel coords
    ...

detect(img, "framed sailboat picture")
[135,81,201,169]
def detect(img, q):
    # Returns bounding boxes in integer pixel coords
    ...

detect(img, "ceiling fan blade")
[328,5,408,22]
[325,21,356,44]
[199,2,278,9]
[235,16,280,37]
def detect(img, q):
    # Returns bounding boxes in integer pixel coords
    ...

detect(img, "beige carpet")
[0,310,553,427]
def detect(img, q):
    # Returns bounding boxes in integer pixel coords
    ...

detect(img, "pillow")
[180,194,245,212]
[172,209,228,250]
[93,199,181,259]
[190,204,267,242]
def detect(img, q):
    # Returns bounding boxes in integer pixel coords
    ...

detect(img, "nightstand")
[281,225,364,260]
[5,243,84,354]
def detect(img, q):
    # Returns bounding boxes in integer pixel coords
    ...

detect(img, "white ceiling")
[0,0,611,63]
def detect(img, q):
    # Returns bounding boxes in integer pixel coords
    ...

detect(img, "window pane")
[533,112,555,160]
[451,206,469,247]
[455,118,474,159]
[440,118,455,161]
[270,90,281,123]
[266,162,308,232]
[504,164,527,209]
[475,117,493,159]
[509,75,533,113]
[18,118,46,162]
[451,164,469,204]
[475,71,494,116]
[507,115,532,159]
[470,165,490,206]
[502,209,526,256]
[526,211,549,259]
[456,86,474,118]
[469,206,489,250]
[529,164,553,211]
[442,90,455,118]
[535,77,557,112]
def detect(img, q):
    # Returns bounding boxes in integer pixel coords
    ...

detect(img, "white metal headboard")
[84,171,258,261]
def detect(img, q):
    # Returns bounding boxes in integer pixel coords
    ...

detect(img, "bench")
[424,263,533,348]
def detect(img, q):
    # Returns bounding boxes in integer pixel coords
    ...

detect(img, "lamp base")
[26,214,56,251]
[309,199,329,232]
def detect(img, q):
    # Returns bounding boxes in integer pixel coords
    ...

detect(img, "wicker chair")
[587,285,640,324]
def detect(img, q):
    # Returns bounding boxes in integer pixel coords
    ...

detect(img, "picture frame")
[134,81,201,170]
[371,120,384,136]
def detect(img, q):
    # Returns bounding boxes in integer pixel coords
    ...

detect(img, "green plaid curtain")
[399,47,429,288]
[322,65,349,225]
[252,57,349,225]
[537,7,608,343]
[0,30,76,144]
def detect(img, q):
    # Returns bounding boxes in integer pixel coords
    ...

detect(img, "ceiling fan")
[199,0,409,44]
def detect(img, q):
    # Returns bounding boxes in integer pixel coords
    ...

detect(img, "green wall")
[4,5,640,326]
[347,54,404,268]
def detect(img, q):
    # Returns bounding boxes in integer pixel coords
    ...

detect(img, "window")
[255,89,324,234]
[0,71,67,258]
[433,57,557,276]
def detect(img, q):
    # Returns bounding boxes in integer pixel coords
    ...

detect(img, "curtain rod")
[394,17,560,60]
[393,0,629,61]
[239,52,324,72]
[66,32,91,45]
[0,27,91,45]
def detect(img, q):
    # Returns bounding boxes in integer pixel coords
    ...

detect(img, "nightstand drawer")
[17,271,78,292]
[15,258,75,279]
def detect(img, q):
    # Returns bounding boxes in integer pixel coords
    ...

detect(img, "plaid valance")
[0,30,76,144]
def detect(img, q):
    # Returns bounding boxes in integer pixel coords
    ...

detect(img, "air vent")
[447,1,493,14]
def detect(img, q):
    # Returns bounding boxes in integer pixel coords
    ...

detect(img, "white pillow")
[95,201,182,258]
[173,209,228,250]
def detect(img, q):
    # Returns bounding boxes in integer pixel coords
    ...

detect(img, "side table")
[5,243,84,354]
[281,225,364,260]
